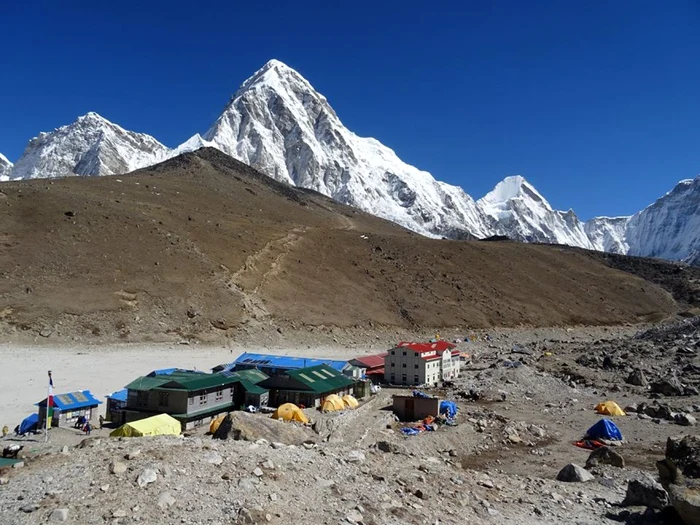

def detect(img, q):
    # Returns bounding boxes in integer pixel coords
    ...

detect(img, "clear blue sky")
[1,1,698,219]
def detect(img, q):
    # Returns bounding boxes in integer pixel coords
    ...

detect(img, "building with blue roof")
[36,390,102,428]
[213,352,350,377]
[105,389,128,426]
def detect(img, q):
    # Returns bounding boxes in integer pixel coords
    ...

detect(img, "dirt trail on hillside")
[0,148,680,344]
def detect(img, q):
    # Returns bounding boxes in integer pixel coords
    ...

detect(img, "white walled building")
[384,341,461,386]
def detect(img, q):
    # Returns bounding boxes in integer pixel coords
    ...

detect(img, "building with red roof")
[348,353,388,383]
[384,341,461,386]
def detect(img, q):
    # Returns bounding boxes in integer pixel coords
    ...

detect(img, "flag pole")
[45,370,52,443]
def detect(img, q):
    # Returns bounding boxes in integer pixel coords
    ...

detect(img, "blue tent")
[19,413,39,435]
[440,401,458,419]
[586,419,623,441]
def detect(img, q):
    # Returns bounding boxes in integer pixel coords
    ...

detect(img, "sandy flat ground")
[0,343,375,429]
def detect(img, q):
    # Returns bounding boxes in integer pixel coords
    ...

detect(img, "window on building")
[402,374,407,384]
[215,390,223,401]
[189,397,194,405]
[414,364,418,369]
[390,350,395,355]
[390,374,395,382]
[136,391,148,407]
[402,363,406,368]
[391,363,395,368]
[414,375,419,383]
[402,351,406,356]
[158,392,169,407]
[199,393,207,405]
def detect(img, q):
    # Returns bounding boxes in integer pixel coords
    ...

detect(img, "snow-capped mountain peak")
[9,113,170,180]
[480,175,552,212]
[478,175,593,248]
[203,59,494,238]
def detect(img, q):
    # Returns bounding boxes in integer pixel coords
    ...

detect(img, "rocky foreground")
[4,320,700,524]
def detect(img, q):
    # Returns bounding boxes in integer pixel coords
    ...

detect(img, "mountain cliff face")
[625,178,700,264]
[1,60,698,265]
[584,216,630,254]
[0,153,12,181]
[8,112,169,180]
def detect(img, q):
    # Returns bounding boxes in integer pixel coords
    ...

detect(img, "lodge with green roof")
[257,364,356,408]
[123,369,269,429]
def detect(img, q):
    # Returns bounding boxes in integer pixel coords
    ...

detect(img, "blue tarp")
[19,413,39,435]
[400,427,420,436]
[586,419,623,441]
[440,401,458,419]
[412,390,431,399]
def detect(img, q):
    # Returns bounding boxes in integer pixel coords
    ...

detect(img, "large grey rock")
[586,446,625,468]
[49,508,69,522]
[137,468,157,487]
[657,435,700,523]
[157,492,175,509]
[677,414,699,427]
[665,436,700,479]
[213,412,309,445]
[627,369,649,387]
[622,478,669,510]
[556,463,594,482]
[651,376,684,396]
[110,461,127,475]
[667,483,700,525]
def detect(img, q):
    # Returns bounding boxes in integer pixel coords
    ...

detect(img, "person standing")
[98,415,104,429]
[2,425,8,438]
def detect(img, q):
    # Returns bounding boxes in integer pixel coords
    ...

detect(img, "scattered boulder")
[626,369,649,387]
[347,450,366,463]
[137,468,157,488]
[556,464,594,482]
[677,414,698,427]
[657,435,700,524]
[204,451,223,465]
[622,478,669,510]
[49,508,69,522]
[375,441,404,454]
[651,376,684,396]
[665,435,700,479]
[157,492,176,509]
[586,446,625,468]
[110,461,127,475]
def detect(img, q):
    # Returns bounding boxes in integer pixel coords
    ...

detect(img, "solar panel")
[56,394,72,405]
[298,373,315,383]
[219,370,234,378]
[312,371,326,379]
[73,392,89,403]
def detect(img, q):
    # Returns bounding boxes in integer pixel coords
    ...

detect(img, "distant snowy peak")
[478,175,593,248]
[9,112,170,180]
[584,216,630,254]
[203,58,494,238]
[0,153,12,181]
[480,175,552,212]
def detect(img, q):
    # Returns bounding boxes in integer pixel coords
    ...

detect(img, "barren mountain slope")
[0,149,677,343]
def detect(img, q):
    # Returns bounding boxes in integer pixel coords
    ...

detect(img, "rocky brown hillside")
[0,148,679,344]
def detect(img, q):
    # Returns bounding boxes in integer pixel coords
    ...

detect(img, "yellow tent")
[209,414,227,434]
[321,394,345,413]
[595,401,626,416]
[342,395,359,409]
[272,403,309,424]
[110,413,181,437]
